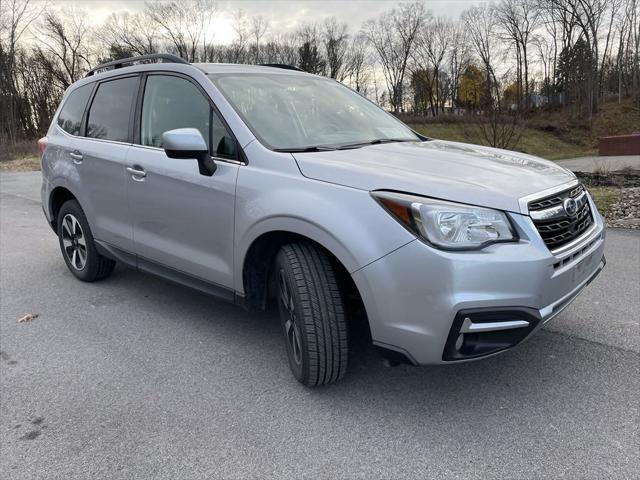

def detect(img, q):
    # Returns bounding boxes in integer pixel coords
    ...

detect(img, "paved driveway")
[1,172,639,479]
[556,155,640,172]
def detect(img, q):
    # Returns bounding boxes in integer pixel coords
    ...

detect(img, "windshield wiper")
[336,138,419,150]
[273,146,338,153]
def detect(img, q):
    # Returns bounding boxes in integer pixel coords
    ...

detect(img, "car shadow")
[105,263,628,418]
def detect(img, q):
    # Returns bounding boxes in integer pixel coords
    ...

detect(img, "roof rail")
[85,53,189,78]
[259,63,303,72]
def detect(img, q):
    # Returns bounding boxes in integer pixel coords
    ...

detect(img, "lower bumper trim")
[443,255,606,362]
[460,317,530,334]
[442,307,541,361]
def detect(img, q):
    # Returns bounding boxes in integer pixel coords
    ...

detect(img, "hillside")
[409,97,639,160]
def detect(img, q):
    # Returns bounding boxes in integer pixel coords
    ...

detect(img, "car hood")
[292,140,576,213]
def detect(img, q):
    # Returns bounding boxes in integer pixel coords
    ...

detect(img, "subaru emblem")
[563,198,578,217]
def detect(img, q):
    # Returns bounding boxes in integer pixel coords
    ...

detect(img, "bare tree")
[97,11,158,59]
[322,17,349,80]
[0,0,43,142]
[495,0,540,108]
[629,0,640,96]
[227,9,249,63]
[548,0,607,114]
[363,2,427,112]
[343,33,372,93]
[463,109,525,149]
[297,22,325,74]
[263,32,298,65]
[447,23,471,110]
[250,15,269,63]
[462,4,500,108]
[145,0,215,62]
[2,0,639,149]
[36,8,93,90]
[598,0,625,97]
[412,17,451,115]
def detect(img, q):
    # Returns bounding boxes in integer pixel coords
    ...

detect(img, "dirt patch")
[574,170,640,188]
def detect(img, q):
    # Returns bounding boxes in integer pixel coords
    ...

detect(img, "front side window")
[86,76,138,142]
[141,75,210,149]
[208,73,419,151]
[57,84,92,136]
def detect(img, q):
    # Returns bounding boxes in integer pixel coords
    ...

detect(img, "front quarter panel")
[233,141,415,294]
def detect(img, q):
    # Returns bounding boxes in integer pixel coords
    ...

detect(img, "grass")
[0,156,40,172]
[0,138,39,161]
[410,96,638,161]
[588,186,621,216]
[410,123,596,160]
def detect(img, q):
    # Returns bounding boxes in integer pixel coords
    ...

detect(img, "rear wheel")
[57,200,115,282]
[273,242,348,386]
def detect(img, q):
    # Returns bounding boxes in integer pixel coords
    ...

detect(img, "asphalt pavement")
[1,171,639,479]
[556,155,640,172]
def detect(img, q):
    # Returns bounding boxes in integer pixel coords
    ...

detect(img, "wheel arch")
[240,229,351,305]
[48,186,79,232]
[240,229,369,336]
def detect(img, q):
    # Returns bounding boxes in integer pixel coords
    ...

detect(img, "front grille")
[529,184,594,251]
[528,184,584,211]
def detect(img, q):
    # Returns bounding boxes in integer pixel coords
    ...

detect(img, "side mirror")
[162,128,216,176]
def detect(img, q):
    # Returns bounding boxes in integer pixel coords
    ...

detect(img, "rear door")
[125,73,240,290]
[73,75,139,252]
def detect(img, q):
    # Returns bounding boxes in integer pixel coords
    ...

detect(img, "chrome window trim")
[56,124,81,139]
[74,135,132,147]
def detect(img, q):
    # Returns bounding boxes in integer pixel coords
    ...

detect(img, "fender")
[233,150,415,294]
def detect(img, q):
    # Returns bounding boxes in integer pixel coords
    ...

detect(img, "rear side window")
[57,84,92,136]
[86,76,138,142]
[140,75,211,150]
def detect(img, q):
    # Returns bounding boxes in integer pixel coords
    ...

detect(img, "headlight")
[372,191,518,250]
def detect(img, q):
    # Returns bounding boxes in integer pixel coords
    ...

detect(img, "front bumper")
[352,196,606,365]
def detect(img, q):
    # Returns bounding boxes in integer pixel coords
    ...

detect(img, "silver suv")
[40,54,606,386]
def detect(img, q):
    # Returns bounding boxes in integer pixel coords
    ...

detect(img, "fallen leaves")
[17,313,39,323]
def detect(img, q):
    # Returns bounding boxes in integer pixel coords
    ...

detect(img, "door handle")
[70,151,83,164]
[126,166,147,179]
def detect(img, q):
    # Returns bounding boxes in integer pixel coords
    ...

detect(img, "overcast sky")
[50,0,487,44]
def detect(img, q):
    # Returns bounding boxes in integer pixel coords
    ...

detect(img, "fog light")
[455,334,465,351]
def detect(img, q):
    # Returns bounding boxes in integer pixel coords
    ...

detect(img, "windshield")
[208,73,420,151]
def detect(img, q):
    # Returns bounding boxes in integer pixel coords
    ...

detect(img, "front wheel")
[273,242,348,386]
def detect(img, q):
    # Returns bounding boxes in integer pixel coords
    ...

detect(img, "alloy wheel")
[61,213,87,270]
[279,268,302,365]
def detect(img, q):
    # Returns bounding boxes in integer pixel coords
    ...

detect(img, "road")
[1,172,639,479]
[556,155,640,173]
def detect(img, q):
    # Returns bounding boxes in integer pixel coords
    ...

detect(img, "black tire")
[57,200,115,282]
[274,242,348,386]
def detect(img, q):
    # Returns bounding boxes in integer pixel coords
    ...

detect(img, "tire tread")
[279,242,348,385]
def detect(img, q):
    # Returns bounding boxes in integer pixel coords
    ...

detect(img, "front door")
[125,73,240,290]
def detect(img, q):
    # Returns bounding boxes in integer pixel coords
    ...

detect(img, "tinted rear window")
[57,84,92,136]
[86,76,138,142]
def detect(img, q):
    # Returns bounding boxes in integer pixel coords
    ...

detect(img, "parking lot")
[1,171,639,479]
